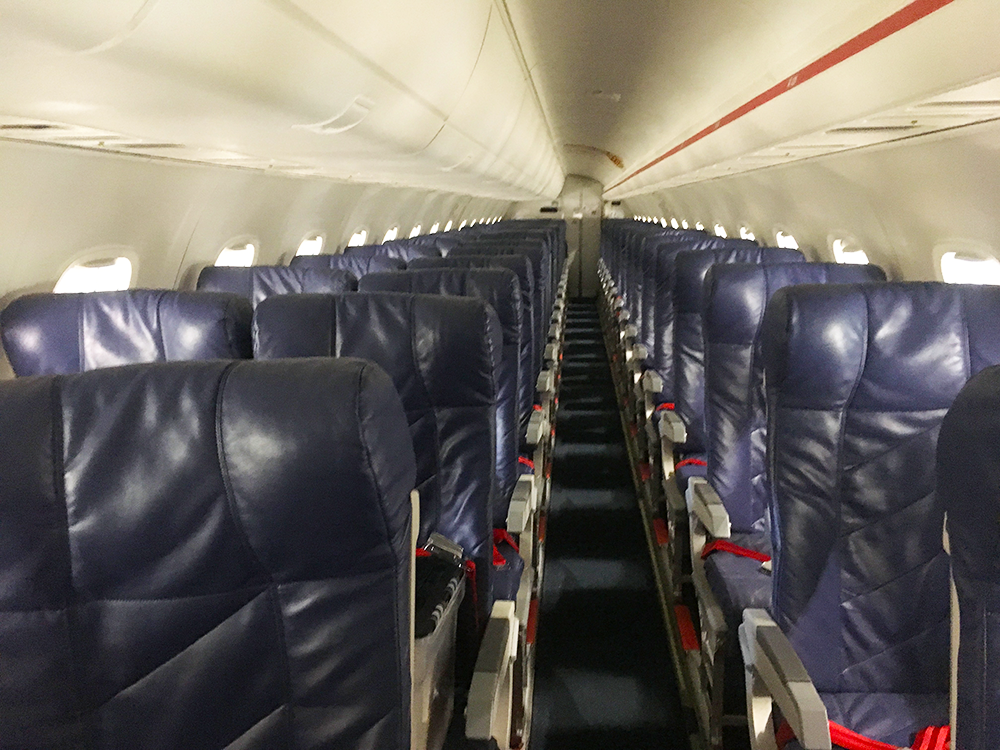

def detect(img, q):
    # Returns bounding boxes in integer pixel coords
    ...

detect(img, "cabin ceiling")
[2,1,999,204]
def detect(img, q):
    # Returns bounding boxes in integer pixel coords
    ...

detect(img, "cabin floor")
[530,300,690,749]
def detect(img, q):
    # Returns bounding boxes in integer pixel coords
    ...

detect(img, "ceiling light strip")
[608,0,956,190]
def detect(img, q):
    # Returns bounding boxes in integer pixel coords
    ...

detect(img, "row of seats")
[0,219,571,750]
[600,218,989,750]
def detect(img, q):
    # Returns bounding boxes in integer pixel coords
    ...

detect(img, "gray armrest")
[525,410,547,447]
[536,369,555,396]
[466,601,518,742]
[544,342,558,362]
[658,410,687,445]
[642,370,663,394]
[632,344,648,363]
[506,475,536,534]
[623,323,638,341]
[686,478,731,538]
[739,610,831,750]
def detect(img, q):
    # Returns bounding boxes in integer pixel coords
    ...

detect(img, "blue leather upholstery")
[672,246,804,451]
[290,250,406,278]
[1,290,252,376]
[939,364,1000,750]
[637,231,707,351]
[762,282,1000,745]
[409,255,538,388]
[343,241,442,262]
[703,262,884,533]
[0,357,415,749]
[359,268,522,509]
[196,265,357,307]
[254,292,501,618]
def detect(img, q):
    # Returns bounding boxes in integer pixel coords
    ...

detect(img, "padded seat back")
[254,292,500,620]
[673,246,803,450]
[762,282,1000,698]
[637,231,705,349]
[196,265,357,307]
[359,268,522,512]
[939,365,1000,750]
[1,290,252,376]
[449,240,552,327]
[703,262,885,534]
[343,241,442,262]
[0,358,415,749]
[290,251,405,278]
[409,255,537,395]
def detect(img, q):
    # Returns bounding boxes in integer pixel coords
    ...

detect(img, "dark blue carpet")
[530,301,690,750]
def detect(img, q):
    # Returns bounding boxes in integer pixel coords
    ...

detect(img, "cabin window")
[714,224,727,238]
[347,229,368,247]
[215,242,256,267]
[940,251,1000,285]
[444,220,453,232]
[739,226,756,241]
[54,256,133,293]
[295,234,324,256]
[430,222,440,234]
[681,220,689,229]
[695,221,705,231]
[383,227,399,242]
[409,225,422,238]
[832,238,869,265]
[775,231,799,250]
[670,218,680,229]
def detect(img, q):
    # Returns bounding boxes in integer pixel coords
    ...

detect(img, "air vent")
[118,143,184,150]
[0,123,63,130]
[826,125,918,134]
[540,206,559,213]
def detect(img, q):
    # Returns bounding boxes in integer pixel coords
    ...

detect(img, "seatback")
[648,238,746,396]
[638,231,705,350]
[449,239,552,328]
[409,255,536,402]
[0,358,415,749]
[254,292,500,619]
[290,250,406,278]
[702,262,885,534]
[762,282,1000,697]
[1,290,252,376]
[196,265,357,307]
[359,268,522,509]
[673,246,804,450]
[343,241,442,262]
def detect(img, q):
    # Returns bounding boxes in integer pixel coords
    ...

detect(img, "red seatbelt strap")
[464,560,479,626]
[518,455,535,470]
[493,528,520,565]
[776,720,950,750]
[656,402,675,411]
[701,539,771,564]
[415,548,431,558]
[676,457,707,469]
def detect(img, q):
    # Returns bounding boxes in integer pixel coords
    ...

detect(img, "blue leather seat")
[672,246,804,457]
[196,265,357,307]
[290,249,406,278]
[344,241,442,262]
[1,290,252,376]
[254,292,502,621]
[755,282,1000,747]
[409,255,537,391]
[0,357,415,749]
[695,262,885,725]
[637,231,708,352]
[359,268,523,510]
[938,364,1000,750]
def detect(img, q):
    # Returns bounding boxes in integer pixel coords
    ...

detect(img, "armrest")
[525,410,547,447]
[536,369,555,396]
[686,478,731,538]
[466,601,519,742]
[544,342,558,363]
[617,308,631,323]
[658,410,687,445]
[642,370,663,394]
[506,475,536,534]
[632,344,648,364]
[622,324,638,342]
[548,322,560,340]
[739,610,831,750]
[612,297,624,311]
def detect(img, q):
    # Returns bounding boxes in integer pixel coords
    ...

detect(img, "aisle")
[530,300,690,749]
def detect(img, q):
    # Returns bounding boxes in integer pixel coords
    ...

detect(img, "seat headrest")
[674,246,805,314]
[343,242,442,262]
[0,357,414,747]
[196,266,357,307]
[1,290,252,376]
[290,252,405,277]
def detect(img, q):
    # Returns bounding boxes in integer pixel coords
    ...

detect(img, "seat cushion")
[674,453,708,492]
[491,535,525,604]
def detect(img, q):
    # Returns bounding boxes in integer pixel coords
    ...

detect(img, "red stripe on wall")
[608,0,957,190]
